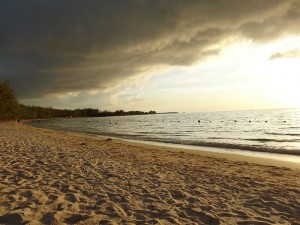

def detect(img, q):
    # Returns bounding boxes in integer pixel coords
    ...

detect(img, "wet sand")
[0,122,299,224]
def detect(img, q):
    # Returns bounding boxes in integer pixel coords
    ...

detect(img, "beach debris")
[106,138,112,141]
[79,142,87,146]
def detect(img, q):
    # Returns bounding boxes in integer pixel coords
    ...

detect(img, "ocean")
[30,108,300,156]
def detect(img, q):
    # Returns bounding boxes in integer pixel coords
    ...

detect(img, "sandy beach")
[0,122,299,225]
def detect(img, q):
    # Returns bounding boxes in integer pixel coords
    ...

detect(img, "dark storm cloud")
[0,0,299,98]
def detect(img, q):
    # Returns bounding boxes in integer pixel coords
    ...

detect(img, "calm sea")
[30,108,300,156]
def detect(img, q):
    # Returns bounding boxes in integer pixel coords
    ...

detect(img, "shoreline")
[31,124,300,169]
[28,118,300,157]
[1,121,300,224]
[107,138,300,169]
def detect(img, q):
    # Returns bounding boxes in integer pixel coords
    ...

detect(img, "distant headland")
[0,81,156,120]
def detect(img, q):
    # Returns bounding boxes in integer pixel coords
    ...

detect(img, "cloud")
[269,48,300,60]
[0,0,300,99]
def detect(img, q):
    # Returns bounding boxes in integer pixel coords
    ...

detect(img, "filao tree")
[0,80,157,120]
[0,81,19,120]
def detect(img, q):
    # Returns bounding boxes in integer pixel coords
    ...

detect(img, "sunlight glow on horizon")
[21,37,300,112]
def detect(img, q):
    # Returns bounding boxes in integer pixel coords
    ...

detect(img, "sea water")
[30,108,300,155]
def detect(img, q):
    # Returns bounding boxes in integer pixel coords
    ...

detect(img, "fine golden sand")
[0,122,299,225]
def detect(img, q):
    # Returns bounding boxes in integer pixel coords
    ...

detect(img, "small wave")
[246,138,300,143]
[172,134,190,137]
[282,127,300,130]
[138,138,300,156]
[208,137,233,140]
[265,132,300,136]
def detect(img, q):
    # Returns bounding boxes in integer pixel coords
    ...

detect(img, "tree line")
[0,81,156,120]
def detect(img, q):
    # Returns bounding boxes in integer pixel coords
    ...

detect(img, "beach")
[0,122,299,225]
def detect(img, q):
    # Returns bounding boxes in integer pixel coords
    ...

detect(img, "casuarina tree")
[0,81,19,120]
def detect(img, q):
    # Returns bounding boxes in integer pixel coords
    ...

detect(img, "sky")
[1,0,300,112]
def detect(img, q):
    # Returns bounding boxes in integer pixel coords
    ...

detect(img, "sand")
[0,122,299,225]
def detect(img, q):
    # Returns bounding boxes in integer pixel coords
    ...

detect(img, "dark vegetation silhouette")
[0,81,19,120]
[0,81,156,120]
